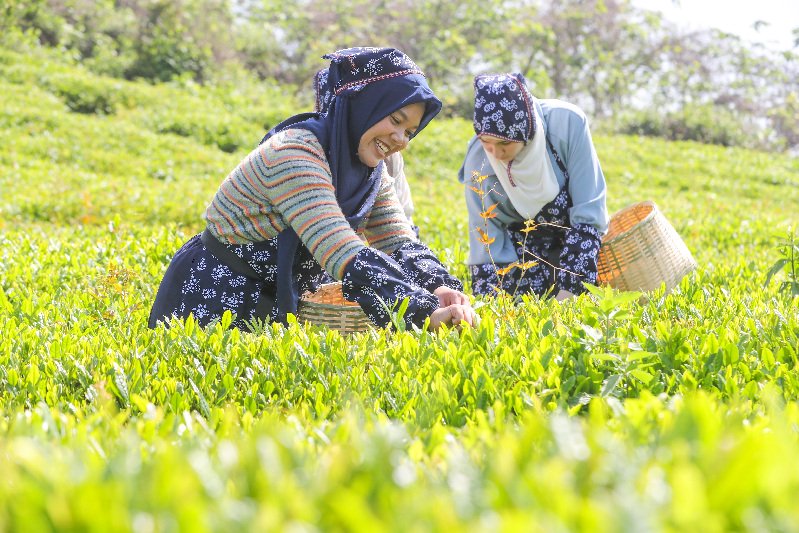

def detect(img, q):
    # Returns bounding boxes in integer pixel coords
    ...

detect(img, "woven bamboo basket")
[597,201,697,292]
[297,282,372,333]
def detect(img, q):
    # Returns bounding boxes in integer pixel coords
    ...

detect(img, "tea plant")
[1,45,799,531]
[765,229,799,298]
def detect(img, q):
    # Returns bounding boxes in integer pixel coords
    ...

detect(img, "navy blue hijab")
[259,47,442,319]
[313,67,333,114]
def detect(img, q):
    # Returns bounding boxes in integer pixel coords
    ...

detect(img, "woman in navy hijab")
[313,66,419,235]
[150,47,475,331]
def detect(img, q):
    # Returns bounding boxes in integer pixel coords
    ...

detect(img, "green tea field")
[1,47,799,531]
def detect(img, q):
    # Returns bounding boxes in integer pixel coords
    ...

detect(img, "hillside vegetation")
[5,0,798,153]
[1,46,799,531]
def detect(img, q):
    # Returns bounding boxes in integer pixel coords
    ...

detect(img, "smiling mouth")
[375,139,390,156]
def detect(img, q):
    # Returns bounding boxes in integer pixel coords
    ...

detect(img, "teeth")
[376,140,389,154]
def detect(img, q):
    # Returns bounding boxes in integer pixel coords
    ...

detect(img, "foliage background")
[2,0,799,153]
[1,3,799,531]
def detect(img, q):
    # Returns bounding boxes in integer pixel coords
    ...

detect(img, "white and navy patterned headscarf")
[313,68,333,114]
[473,72,536,143]
[472,72,560,220]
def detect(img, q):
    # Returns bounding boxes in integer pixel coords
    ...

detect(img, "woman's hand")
[433,285,470,307]
[428,303,478,330]
[555,289,575,302]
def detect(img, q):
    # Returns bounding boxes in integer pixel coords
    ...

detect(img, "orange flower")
[476,227,495,245]
[496,263,518,276]
[523,220,569,232]
[518,261,538,270]
[479,203,498,219]
[471,171,488,183]
[469,185,485,197]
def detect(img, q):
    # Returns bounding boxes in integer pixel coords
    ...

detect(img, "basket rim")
[298,300,365,313]
[602,200,658,246]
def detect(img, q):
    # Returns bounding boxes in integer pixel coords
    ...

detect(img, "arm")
[340,248,474,328]
[551,110,608,295]
[252,131,367,281]
[363,172,467,297]
[361,173,418,252]
[562,111,608,234]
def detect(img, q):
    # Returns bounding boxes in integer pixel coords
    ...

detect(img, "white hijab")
[485,106,559,220]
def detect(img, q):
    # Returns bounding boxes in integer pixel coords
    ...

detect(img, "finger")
[450,304,468,325]
[461,307,476,327]
[429,307,452,330]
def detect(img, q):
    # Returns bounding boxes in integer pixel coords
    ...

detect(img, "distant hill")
[2,45,797,269]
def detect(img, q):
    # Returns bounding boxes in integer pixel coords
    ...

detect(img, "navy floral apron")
[148,234,329,330]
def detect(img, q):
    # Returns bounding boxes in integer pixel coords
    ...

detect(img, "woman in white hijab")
[458,73,609,301]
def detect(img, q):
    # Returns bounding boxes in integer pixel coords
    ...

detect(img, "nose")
[390,128,408,149]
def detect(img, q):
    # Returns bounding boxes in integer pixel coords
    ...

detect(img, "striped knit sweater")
[204,128,417,280]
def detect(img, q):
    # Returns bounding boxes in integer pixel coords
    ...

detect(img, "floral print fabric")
[149,234,461,331]
[343,247,442,329]
[472,73,536,142]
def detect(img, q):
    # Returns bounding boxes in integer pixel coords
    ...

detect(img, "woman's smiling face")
[357,102,425,167]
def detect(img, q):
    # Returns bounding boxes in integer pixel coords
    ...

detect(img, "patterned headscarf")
[261,47,442,319]
[313,67,333,114]
[473,73,536,143]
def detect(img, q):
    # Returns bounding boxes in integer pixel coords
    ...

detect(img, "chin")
[358,155,378,167]
[363,152,385,167]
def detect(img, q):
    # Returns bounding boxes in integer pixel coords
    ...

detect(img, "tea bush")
[1,46,798,531]
[618,104,748,148]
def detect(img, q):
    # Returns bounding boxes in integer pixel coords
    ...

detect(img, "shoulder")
[540,99,589,129]
[539,99,593,152]
[260,128,326,161]
[460,135,489,178]
[457,135,487,184]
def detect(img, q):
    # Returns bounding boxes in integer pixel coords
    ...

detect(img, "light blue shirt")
[458,98,609,265]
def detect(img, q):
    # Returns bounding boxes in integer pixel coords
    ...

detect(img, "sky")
[631,0,799,51]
